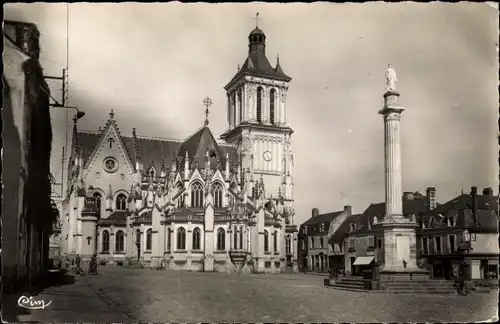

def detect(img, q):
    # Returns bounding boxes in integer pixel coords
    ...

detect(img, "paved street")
[3,267,498,323]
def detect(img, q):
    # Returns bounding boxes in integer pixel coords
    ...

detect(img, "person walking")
[75,255,81,273]
[89,254,98,275]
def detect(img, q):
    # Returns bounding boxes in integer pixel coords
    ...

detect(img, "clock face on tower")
[263,151,273,162]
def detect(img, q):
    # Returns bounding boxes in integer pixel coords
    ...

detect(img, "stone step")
[331,281,364,289]
[382,290,457,295]
[382,282,455,287]
[325,285,369,292]
[384,286,457,291]
[326,285,457,295]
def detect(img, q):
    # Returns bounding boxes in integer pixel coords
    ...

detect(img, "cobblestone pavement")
[2,272,127,323]
[78,267,498,323]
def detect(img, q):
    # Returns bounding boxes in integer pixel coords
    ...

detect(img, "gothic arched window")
[93,192,102,216]
[176,183,184,209]
[212,182,223,208]
[256,87,263,123]
[285,235,292,255]
[102,230,110,253]
[273,230,278,252]
[233,225,238,250]
[190,182,204,208]
[116,193,127,210]
[269,88,276,124]
[177,227,186,250]
[217,228,225,250]
[146,229,152,250]
[239,226,244,250]
[192,227,201,250]
[166,228,172,250]
[264,230,269,252]
[135,229,141,246]
[238,89,243,123]
[115,230,124,252]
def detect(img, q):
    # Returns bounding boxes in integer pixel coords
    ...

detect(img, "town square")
[2,2,499,323]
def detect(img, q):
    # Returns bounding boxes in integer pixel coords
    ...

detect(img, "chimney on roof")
[344,205,352,215]
[483,187,493,196]
[471,186,478,228]
[312,208,319,218]
[403,192,415,200]
[426,187,437,211]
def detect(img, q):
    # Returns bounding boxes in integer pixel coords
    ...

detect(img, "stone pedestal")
[376,222,423,273]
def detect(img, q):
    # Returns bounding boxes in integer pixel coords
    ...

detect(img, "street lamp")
[52,104,86,120]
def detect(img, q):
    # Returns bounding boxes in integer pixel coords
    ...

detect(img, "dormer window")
[319,223,324,233]
[149,167,156,179]
[304,226,308,235]
[209,149,217,158]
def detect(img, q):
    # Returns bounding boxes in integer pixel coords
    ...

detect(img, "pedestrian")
[89,253,98,275]
[403,259,407,269]
[75,254,81,272]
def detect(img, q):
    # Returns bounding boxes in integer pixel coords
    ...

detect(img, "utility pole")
[45,69,68,199]
[45,68,67,107]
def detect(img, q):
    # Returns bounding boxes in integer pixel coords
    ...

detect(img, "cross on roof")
[253,12,261,28]
[109,109,115,119]
[108,137,115,148]
[203,97,212,126]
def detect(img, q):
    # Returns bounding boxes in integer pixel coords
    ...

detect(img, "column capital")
[379,90,405,116]
[378,106,405,117]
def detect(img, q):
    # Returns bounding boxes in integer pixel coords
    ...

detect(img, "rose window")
[103,157,118,173]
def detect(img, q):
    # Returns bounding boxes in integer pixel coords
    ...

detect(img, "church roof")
[225,52,291,90]
[98,210,128,225]
[78,129,237,173]
[249,27,265,36]
[177,125,231,170]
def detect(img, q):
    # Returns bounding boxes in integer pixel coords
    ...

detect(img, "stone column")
[378,91,405,221]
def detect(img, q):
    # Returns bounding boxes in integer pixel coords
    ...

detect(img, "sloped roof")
[431,194,499,214]
[130,137,181,172]
[302,211,344,227]
[98,210,127,225]
[429,193,499,231]
[177,126,230,170]
[225,51,291,89]
[331,213,363,244]
[78,129,237,174]
[356,198,429,234]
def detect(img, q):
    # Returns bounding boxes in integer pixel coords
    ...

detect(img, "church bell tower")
[220,17,294,203]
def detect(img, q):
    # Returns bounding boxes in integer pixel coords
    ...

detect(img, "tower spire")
[253,12,261,28]
[203,96,212,127]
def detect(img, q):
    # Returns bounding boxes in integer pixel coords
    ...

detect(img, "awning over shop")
[353,256,374,266]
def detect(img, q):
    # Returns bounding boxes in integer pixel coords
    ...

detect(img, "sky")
[5,2,499,225]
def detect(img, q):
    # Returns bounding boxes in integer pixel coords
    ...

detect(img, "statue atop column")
[385,64,398,92]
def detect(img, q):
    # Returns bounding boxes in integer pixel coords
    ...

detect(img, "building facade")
[417,186,499,282]
[2,20,54,292]
[342,189,436,275]
[59,25,298,273]
[297,206,352,273]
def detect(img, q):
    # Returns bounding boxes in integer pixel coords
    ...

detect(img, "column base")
[382,214,412,224]
[380,268,430,281]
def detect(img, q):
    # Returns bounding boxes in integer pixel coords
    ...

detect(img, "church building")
[59,24,298,273]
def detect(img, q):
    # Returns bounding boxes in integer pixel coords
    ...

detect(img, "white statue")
[385,64,398,91]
